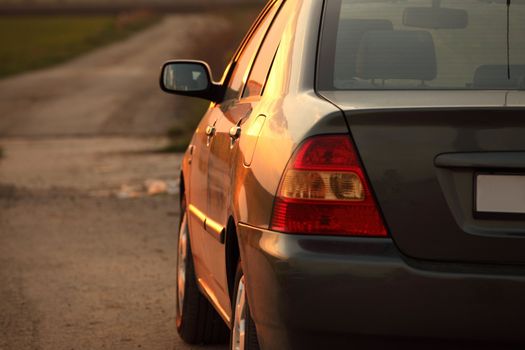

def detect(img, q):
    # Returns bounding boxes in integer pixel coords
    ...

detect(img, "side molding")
[188,204,225,243]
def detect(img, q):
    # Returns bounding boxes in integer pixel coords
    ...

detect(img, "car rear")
[240,0,525,348]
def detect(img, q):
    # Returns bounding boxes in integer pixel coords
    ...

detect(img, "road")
[0,15,229,350]
[0,15,220,137]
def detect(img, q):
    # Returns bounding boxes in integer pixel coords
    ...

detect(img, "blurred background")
[0,0,264,148]
[0,1,264,349]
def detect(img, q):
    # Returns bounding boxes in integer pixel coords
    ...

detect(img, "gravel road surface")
[0,15,229,350]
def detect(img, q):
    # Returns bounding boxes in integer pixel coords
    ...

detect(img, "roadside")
[0,137,181,197]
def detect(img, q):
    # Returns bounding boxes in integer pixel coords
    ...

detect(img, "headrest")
[473,65,525,88]
[356,30,437,81]
[339,19,394,33]
[335,19,394,79]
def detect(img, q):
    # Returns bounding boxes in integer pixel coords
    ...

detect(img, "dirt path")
[0,14,228,137]
[0,14,229,350]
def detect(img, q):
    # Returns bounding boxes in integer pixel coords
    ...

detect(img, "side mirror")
[159,60,220,101]
[403,7,468,29]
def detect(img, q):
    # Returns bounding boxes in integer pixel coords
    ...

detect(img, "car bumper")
[237,223,525,349]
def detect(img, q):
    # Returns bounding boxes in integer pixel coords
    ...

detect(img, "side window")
[223,3,280,102]
[242,1,292,98]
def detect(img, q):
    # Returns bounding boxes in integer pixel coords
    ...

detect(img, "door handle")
[229,125,241,141]
[188,145,195,164]
[206,125,216,147]
[205,125,216,137]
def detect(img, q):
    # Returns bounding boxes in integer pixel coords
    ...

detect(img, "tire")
[176,195,228,344]
[230,261,260,350]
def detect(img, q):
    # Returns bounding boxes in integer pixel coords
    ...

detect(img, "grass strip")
[0,11,158,79]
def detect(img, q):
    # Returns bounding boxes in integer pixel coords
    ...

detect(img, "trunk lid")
[321,90,525,265]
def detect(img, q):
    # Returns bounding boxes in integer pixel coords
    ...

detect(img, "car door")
[186,103,223,287]
[196,0,284,318]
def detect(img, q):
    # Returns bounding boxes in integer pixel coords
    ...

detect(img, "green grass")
[0,12,158,79]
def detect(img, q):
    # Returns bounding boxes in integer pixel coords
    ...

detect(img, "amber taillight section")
[270,135,387,237]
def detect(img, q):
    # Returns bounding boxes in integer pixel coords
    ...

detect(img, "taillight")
[270,135,387,237]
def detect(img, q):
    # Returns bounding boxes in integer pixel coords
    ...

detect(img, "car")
[159,0,525,348]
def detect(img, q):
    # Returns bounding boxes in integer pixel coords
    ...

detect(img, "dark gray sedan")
[160,0,525,348]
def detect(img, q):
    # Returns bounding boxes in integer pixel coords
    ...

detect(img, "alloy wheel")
[231,275,247,350]
[177,213,188,316]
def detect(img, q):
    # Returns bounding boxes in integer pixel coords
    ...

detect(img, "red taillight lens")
[270,135,387,237]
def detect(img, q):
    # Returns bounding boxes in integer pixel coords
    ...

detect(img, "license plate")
[476,174,525,214]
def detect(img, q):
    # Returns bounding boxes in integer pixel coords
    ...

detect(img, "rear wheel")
[230,262,260,350]
[176,196,228,344]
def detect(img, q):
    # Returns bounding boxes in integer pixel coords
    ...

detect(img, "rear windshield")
[318,0,525,90]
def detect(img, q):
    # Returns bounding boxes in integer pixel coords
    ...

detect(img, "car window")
[242,1,294,98]
[318,0,525,90]
[223,2,280,102]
